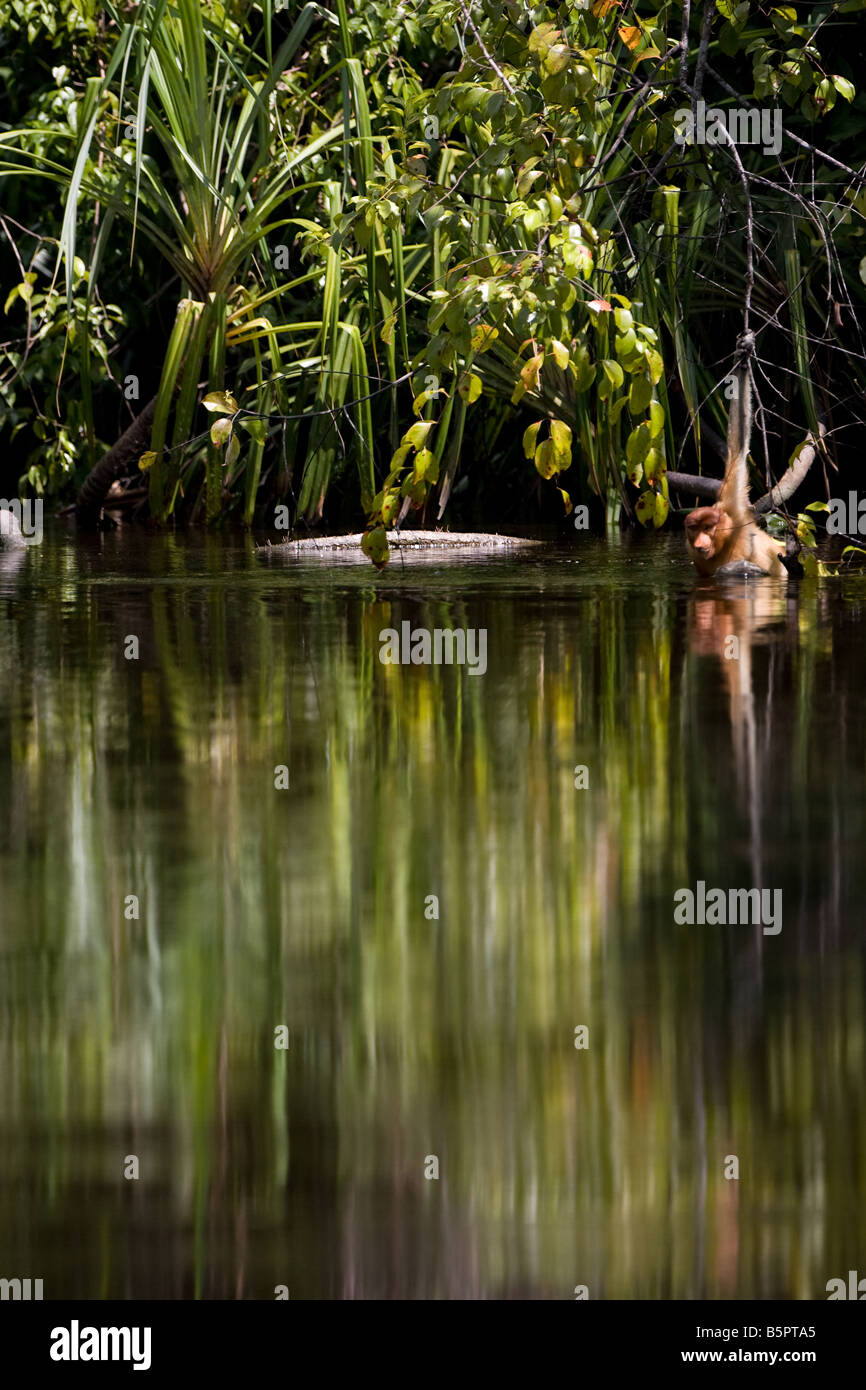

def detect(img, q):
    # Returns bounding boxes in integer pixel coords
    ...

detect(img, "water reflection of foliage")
[0,541,864,1296]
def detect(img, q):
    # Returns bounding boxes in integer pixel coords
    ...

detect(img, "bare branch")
[753,426,825,513]
[668,428,823,512]
[667,470,722,501]
[459,2,516,97]
[679,0,691,89]
[692,1,715,108]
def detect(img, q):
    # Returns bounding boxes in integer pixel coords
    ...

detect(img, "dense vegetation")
[1,1,865,565]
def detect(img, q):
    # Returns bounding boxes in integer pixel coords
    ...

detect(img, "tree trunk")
[76,397,157,527]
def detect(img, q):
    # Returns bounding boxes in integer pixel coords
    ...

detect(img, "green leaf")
[414,448,439,482]
[138,451,157,472]
[390,443,413,471]
[458,372,482,403]
[598,359,624,400]
[210,418,233,446]
[362,525,391,570]
[626,423,650,468]
[534,438,556,479]
[401,476,427,503]
[629,377,652,421]
[523,422,542,460]
[403,420,435,449]
[550,419,572,470]
[572,347,596,393]
[238,417,268,443]
[644,347,664,384]
[635,490,669,528]
[644,447,664,486]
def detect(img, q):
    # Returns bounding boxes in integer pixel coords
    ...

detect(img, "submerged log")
[76,397,156,527]
[260,530,546,556]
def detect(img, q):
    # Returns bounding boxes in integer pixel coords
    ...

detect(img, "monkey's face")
[685,507,730,564]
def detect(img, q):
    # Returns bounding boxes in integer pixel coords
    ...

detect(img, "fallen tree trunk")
[666,470,721,501]
[76,397,156,527]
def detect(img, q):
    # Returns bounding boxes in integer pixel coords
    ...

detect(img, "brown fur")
[685,339,786,579]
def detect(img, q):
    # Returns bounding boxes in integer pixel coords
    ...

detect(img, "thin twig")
[692,0,715,110]
[458,2,516,97]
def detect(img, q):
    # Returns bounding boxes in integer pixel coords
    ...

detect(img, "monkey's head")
[684,506,732,569]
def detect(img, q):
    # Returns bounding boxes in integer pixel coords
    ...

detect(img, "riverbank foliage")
[1,1,865,561]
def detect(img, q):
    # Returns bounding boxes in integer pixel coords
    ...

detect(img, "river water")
[0,525,863,1298]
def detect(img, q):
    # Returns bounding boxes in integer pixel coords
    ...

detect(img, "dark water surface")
[0,525,864,1298]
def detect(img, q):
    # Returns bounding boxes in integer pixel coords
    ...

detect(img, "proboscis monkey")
[684,333,787,579]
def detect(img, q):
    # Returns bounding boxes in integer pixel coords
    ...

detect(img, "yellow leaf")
[618,24,642,50]
[202,391,239,415]
[404,420,434,449]
[550,419,572,470]
[520,352,544,393]
[389,443,412,471]
[534,439,556,479]
[471,324,499,352]
[138,451,156,472]
[551,339,570,370]
[523,421,542,460]
[458,372,482,403]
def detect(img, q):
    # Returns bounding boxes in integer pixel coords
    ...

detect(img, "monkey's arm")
[717,331,755,525]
